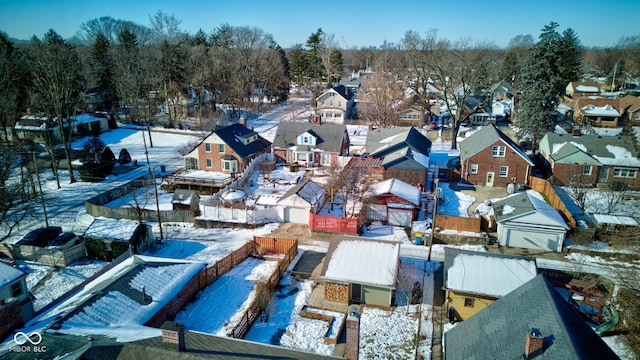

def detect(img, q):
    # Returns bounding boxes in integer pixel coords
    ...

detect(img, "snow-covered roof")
[493,190,569,229]
[370,178,421,205]
[592,214,639,227]
[0,262,25,288]
[581,104,621,117]
[278,180,324,207]
[84,218,142,241]
[444,248,537,297]
[575,85,599,93]
[71,114,107,124]
[324,240,400,287]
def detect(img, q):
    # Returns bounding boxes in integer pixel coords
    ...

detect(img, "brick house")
[619,94,640,126]
[573,97,621,128]
[459,124,534,187]
[365,127,432,187]
[315,85,356,124]
[538,132,640,189]
[271,122,349,167]
[184,123,271,174]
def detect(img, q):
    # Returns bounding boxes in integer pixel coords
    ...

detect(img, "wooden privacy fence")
[435,214,481,233]
[310,212,360,234]
[198,241,256,289]
[528,176,577,228]
[0,243,87,268]
[228,236,298,339]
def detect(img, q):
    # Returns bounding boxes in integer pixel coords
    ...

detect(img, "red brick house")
[539,132,640,190]
[184,123,271,174]
[459,124,534,187]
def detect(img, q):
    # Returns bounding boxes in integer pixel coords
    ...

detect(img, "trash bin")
[414,232,423,245]
[160,165,166,172]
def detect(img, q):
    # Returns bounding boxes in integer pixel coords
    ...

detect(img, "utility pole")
[141,131,163,241]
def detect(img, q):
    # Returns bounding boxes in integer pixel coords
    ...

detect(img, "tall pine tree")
[517,22,581,145]
[91,33,118,111]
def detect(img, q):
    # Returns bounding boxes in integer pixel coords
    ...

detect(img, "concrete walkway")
[430,267,446,360]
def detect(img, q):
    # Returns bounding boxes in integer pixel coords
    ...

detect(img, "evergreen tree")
[90,33,118,111]
[79,136,116,181]
[305,28,325,80]
[558,28,583,89]
[516,22,566,145]
[288,44,308,87]
[327,49,344,85]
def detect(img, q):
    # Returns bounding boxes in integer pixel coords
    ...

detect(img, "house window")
[303,136,309,144]
[499,166,509,177]
[464,297,474,308]
[205,143,211,152]
[491,146,506,157]
[470,164,479,174]
[11,282,22,297]
[338,101,342,107]
[219,144,225,153]
[222,159,237,172]
[296,152,308,161]
[206,158,212,168]
[613,168,637,178]
[582,165,592,176]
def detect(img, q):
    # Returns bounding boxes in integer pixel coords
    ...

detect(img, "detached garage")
[493,190,569,253]
[277,180,325,224]
[366,178,421,227]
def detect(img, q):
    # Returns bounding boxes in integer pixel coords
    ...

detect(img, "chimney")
[572,127,581,137]
[345,307,360,360]
[161,321,185,352]
[313,115,321,124]
[525,328,544,358]
[239,117,246,126]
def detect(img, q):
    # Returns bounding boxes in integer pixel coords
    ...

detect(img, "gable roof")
[619,94,640,113]
[444,274,618,359]
[567,81,601,94]
[211,123,271,159]
[278,179,325,206]
[171,189,198,205]
[459,124,533,165]
[271,122,347,153]
[365,126,432,159]
[463,95,491,114]
[539,132,640,167]
[443,248,537,297]
[490,80,516,94]
[370,178,421,205]
[0,262,26,288]
[84,218,142,241]
[492,191,569,229]
[317,84,355,102]
[323,239,400,288]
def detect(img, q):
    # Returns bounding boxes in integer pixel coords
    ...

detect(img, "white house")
[0,262,34,336]
[492,191,569,252]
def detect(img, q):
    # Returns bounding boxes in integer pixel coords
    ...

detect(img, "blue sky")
[0,0,638,48]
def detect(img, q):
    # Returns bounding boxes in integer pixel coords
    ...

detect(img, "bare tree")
[357,72,408,127]
[28,30,85,186]
[601,182,629,214]
[0,144,37,241]
[402,31,493,149]
[326,163,375,218]
[395,260,421,313]
[567,174,595,214]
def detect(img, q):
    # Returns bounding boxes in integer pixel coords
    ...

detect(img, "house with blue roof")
[365,126,432,186]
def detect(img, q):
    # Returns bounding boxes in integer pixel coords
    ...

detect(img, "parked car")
[17,226,62,247]
[47,232,81,251]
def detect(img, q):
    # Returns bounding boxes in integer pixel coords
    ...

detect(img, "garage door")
[367,205,387,222]
[286,207,310,224]
[503,228,558,252]
[388,209,412,227]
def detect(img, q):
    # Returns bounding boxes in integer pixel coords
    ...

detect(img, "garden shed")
[322,239,400,306]
[83,218,154,260]
[171,189,200,212]
[366,178,421,227]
